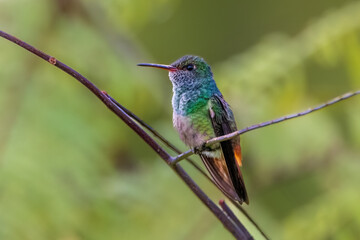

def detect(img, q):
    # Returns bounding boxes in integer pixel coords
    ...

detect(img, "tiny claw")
[101,90,108,95]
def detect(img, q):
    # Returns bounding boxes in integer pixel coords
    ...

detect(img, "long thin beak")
[137,63,177,72]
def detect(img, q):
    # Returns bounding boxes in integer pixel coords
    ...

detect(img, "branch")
[171,90,360,163]
[0,30,251,240]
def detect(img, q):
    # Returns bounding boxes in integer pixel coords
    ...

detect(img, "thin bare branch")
[172,90,360,163]
[208,91,360,144]
[0,30,249,240]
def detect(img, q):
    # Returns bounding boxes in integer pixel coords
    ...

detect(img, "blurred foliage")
[0,0,360,239]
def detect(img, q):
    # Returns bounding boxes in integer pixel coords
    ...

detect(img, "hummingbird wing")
[204,94,249,204]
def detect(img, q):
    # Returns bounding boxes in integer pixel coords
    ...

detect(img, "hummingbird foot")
[170,142,213,166]
[192,143,210,155]
[169,142,211,166]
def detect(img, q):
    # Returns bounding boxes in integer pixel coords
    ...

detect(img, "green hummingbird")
[138,55,249,204]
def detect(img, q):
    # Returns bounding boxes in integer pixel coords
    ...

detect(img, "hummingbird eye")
[184,64,195,71]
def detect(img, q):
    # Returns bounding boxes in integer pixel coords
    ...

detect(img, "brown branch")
[0,30,252,240]
[172,90,360,163]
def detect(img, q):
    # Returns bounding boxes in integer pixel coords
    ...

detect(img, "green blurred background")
[1,0,360,239]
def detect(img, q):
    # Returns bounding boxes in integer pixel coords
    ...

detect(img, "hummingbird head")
[138,55,214,88]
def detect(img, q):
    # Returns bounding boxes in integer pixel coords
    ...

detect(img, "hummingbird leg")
[169,142,210,166]
[192,142,208,155]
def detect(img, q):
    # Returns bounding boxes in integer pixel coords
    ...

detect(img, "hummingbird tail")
[220,139,249,204]
[200,154,249,204]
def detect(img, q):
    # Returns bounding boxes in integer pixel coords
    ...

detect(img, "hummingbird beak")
[137,63,177,72]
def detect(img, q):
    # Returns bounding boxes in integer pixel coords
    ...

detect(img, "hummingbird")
[138,55,249,204]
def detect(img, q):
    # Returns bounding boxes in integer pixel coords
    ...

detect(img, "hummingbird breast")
[173,113,222,159]
[172,96,221,158]
[173,114,207,146]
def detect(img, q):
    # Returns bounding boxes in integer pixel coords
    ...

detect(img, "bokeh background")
[1,0,360,239]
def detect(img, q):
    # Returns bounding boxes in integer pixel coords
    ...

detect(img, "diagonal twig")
[171,90,360,164]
